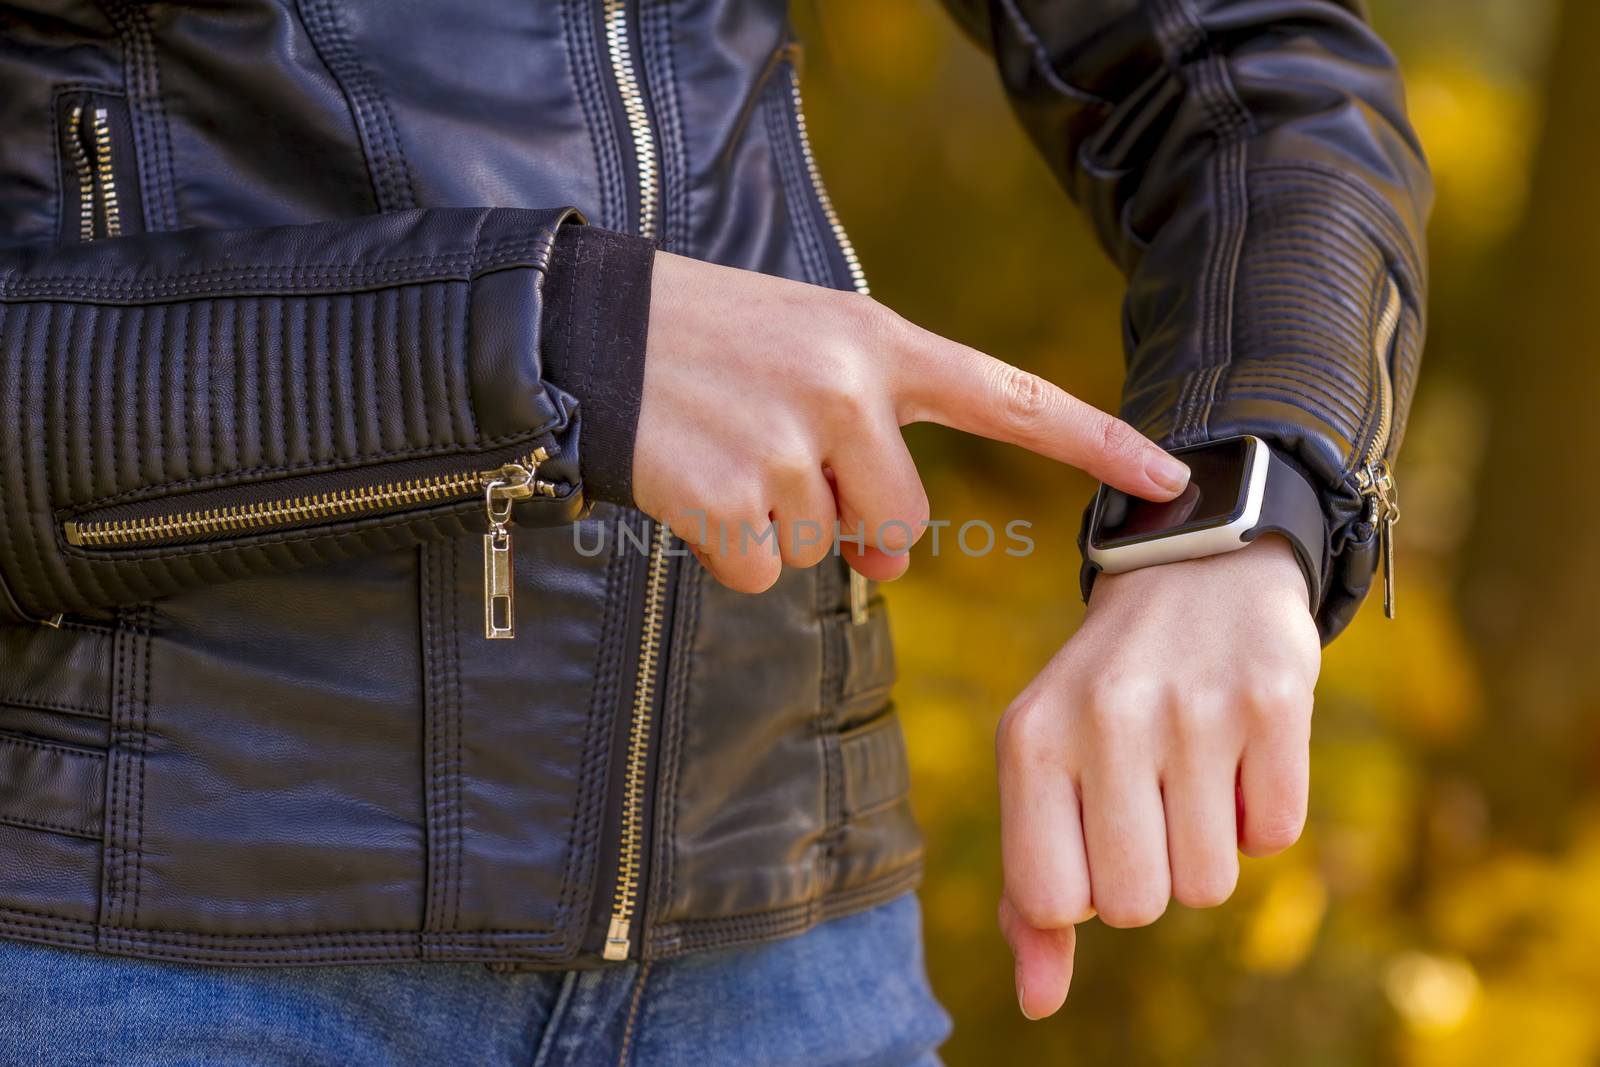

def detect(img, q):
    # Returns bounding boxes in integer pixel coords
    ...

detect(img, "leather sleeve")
[0,207,597,621]
[937,0,1431,640]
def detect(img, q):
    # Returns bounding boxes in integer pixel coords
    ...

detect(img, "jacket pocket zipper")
[58,90,140,243]
[1356,277,1402,618]
[598,0,668,963]
[63,447,562,639]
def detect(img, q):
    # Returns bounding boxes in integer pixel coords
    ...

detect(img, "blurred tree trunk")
[1458,0,1600,832]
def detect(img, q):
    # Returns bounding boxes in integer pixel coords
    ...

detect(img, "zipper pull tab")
[1358,461,1400,620]
[604,916,632,961]
[481,460,540,639]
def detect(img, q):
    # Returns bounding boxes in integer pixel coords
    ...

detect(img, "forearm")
[941,0,1431,638]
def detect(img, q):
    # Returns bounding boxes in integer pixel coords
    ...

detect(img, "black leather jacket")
[0,0,1427,968]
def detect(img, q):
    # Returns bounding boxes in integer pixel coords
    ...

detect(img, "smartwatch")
[1081,435,1327,610]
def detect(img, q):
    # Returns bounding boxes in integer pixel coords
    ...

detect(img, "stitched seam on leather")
[422,548,437,945]
[97,3,175,232]
[0,696,110,722]
[297,0,417,213]
[0,237,557,303]
[131,605,150,925]
[135,7,180,230]
[421,545,442,942]
[1252,162,1423,278]
[449,543,464,932]
[99,609,128,930]
[1225,377,1364,428]
[1236,164,1420,480]
[0,812,100,840]
[0,897,570,943]
[335,298,356,459]
[653,560,697,933]
[816,573,840,891]
[559,523,625,946]
[995,0,1116,110]
[114,609,133,927]
[103,2,157,231]
[0,730,106,761]
[83,924,569,947]
[646,0,691,253]
[766,71,832,289]
[562,0,625,230]
[127,4,177,229]
[782,67,836,286]
[9,303,49,614]
[47,86,63,243]
[450,283,479,453]
[586,231,606,411]
[1154,0,1252,444]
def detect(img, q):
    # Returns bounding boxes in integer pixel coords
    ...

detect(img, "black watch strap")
[1243,447,1328,612]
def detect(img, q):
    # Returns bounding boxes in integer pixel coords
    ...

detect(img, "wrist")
[1090,534,1311,615]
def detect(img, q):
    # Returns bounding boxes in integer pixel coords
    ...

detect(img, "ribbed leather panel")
[0,207,584,619]
[15,284,474,507]
[1218,165,1413,475]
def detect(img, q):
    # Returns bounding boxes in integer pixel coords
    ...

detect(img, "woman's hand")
[632,251,1192,591]
[997,535,1321,1019]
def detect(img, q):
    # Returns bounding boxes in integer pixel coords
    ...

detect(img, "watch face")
[1089,437,1255,549]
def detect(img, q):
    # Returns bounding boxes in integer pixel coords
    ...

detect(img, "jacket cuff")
[540,225,655,508]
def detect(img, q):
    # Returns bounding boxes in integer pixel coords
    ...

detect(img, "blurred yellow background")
[791,1,1594,1062]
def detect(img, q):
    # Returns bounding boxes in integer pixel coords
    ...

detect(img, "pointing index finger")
[896,331,1190,500]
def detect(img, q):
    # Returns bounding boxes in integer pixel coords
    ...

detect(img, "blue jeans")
[0,893,948,1067]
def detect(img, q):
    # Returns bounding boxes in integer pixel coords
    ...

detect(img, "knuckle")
[782,534,830,570]
[863,299,912,346]
[1097,891,1169,929]
[1173,866,1238,910]
[817,367,876,426]
[1097,414,1140,459]
[845,298,912,365]
[1011,887,1092,931]
[1245,812,1305,855]
[734,554,784,596]
[996,699,1056,762]
[1245,669,1311,716]
[1084,674,1161,741]
[997,366,1051,429]
[1169,688,1230,739]
[765,446,818,493]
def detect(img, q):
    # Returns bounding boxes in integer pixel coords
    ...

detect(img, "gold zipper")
[787,66,874,624]
[604,519,670,961]
[66,107,96,243]
[91,108,123,239]
[65,449,558,638]
[601,0,666,962]
[603,0,658,243]
[1357,278,1402,618]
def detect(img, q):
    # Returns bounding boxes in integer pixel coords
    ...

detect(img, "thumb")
[999,893,1077,1021]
